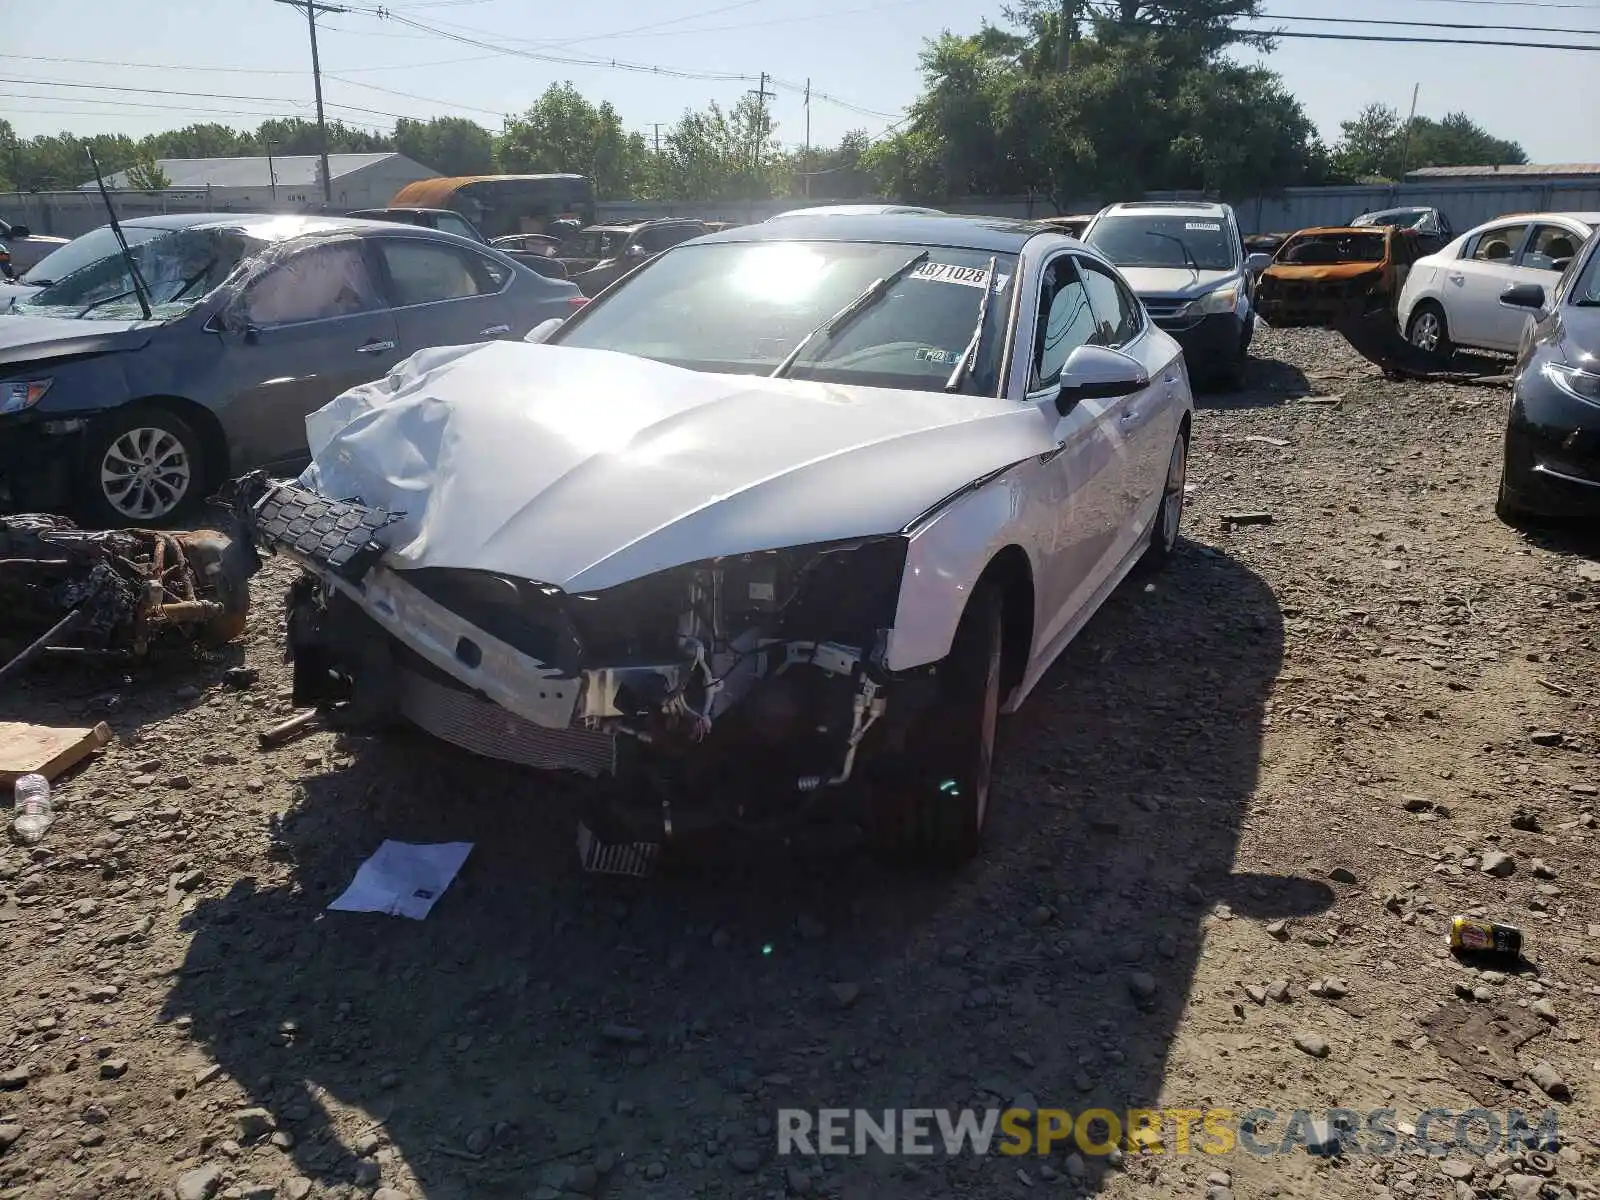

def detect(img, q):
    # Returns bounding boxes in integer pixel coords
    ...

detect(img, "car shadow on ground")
[1193,353,1312,411]
[160,541,1331,1199]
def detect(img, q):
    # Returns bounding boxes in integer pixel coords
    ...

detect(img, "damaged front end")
[232,474,932,850]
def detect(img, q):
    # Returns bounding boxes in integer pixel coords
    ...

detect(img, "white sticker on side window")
[911,261,1010,291]
[1185,222,1222,232]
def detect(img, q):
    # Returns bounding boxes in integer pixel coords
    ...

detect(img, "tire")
[874,581,1004,866]
[1142,430,1188,569]
[1407,302,1453,357]
[77,405,205,529]
[1495,469,1529,527]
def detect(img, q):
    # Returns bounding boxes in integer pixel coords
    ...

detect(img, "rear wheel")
[1142,431,1188,568]
[874,582,1003,866]
[1407,302,1453,357]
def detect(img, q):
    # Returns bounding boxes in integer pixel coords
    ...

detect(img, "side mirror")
[1054,345,1150,415]
[7,225,31,240]
[1500,282,1546,311]
[524,317,565,344]
[624,244,649,260]
[1245,252,1273,275]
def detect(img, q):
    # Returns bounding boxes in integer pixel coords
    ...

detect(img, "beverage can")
[1449,916,1522,957]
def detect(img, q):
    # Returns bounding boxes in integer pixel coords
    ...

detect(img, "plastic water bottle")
[10,773,54,846]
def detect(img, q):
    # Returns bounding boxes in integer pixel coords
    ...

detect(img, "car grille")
[398,666,617,776]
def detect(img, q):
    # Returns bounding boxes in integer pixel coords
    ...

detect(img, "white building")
[87,152,440,210]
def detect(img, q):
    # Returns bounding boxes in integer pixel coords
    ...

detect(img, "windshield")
[1354,209,1427,228]
[1574,243,1600,306]
[554,240,1017,395]
[21,225,172,286]
[564,229,631,259]
[1085,214,1238,271]
[1276,232,1387,265]
[15,227,262,321]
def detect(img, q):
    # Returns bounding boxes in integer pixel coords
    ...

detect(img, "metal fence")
[7,177,1599,242]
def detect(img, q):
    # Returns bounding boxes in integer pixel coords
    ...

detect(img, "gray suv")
[1081,201,1269,389]
[0,213,581,526]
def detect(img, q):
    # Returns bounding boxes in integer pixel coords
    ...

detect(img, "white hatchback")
[1397,211,1599,354]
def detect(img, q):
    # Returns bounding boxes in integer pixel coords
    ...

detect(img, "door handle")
[479,324,511,337]
[1448,273,1465,285]
[357,339,396,354]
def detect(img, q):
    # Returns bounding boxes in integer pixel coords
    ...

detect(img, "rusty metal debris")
[0,514,252,681]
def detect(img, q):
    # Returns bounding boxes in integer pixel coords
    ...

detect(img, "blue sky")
[5,0,1598,163]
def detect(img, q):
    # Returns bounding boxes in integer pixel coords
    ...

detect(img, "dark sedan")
[1495,229,1600,523]
[0,214,582,526]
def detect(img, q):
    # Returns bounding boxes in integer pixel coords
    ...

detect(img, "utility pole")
[273,0,346,204]
[746,72,775,191]
[653,123,661,157]
[266,140,279,202]
[1396,82,1421,184]
[1056,0,1079,71]
[803,78,811,198]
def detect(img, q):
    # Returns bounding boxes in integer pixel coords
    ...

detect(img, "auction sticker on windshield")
[1185,222,1222,232]
[911,262,1010,291]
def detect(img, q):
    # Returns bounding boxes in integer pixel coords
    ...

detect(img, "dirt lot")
[2,327,1598,1200]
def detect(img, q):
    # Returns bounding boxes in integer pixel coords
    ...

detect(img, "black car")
[558,219,710,296]
[1495,230,1600,523]
[347,207,568,278]
[1351,206,1454,255]
[0,213,581,527]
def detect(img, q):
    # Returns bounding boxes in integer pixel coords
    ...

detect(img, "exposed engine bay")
[230,473,938,857]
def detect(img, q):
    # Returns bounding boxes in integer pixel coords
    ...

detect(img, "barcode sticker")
[1185,222,1222,232]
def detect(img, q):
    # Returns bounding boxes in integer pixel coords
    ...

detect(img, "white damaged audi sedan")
[235,213,1195,867]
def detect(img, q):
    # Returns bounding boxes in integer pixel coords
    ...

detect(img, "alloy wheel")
[99,426,192,521]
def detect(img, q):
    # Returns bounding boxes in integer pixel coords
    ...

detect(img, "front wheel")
[873,582,1004,866]
[77,406,205,529]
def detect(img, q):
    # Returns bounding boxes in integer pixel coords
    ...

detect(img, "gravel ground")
[2,327,1598,1200]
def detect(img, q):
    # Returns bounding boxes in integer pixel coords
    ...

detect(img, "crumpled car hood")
[301,341,1055,593]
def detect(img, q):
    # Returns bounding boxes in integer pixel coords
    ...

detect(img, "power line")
[0,76,419,122]
[320,72,506,117]
[1239,26,1600,49]
[1258,11,1600,36]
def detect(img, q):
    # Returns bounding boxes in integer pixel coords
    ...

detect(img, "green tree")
[656,95,779,201]
[1331,103,1526,182]
[495,84,647,197]
[393,116,494,176]
[124,154,172,191]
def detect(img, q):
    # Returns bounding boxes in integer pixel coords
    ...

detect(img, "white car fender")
[883,469,1047,673]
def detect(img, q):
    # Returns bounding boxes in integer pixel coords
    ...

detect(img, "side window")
[1031,256,1097,390]
[436,214,480,243]
[657,225,702,251]
[238,240,381,327]
[1466,224,1529,264]
[1521,224,1582,272]
[1077,258,1143,348]
[377,239,492,306]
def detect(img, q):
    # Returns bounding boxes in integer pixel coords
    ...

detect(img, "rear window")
[554,239,1017,395]
[1275,232,1387,265]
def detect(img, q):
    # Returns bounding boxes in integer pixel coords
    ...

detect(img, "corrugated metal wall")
[6,177,1598,240]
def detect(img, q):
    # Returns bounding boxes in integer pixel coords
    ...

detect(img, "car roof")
[346,206,456,217]
[1291,226,1395,237]
[691,212,1056,254]
[1489,210,1600,225]
[111,212,390,242]
[768,204,945,219]
[1100,200,1231,218]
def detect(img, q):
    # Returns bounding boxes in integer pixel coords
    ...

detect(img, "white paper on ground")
[327,840,474,920]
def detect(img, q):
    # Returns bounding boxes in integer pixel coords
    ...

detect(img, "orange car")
[1254,225,1424,327]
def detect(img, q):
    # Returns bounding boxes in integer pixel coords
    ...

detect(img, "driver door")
[1448,222,1531,350]
[1026,254,1133,658]
[210,237,401,469]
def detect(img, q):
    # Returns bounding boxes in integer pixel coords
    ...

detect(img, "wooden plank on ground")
[0,720,113,785]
